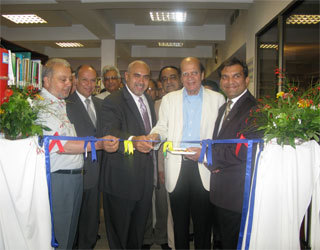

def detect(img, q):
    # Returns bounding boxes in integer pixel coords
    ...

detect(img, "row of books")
[8,51,42,89]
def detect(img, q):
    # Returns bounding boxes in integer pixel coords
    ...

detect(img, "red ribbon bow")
[48,132,65,153]
[235,134,248,156]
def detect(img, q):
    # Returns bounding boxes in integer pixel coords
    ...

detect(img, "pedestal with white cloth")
[0,137,53,250]
[241,140,320,249]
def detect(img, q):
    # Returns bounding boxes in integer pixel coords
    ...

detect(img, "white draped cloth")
[242,140,320,249]
[0,137,53,250]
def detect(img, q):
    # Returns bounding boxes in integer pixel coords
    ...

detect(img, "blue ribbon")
[236,139,264,250]
[41,135,99,248]
[198,139,212,165]
[43,137,58,248]
[244,142,264,249]
[40,135,263,249]
[198,138,264,250]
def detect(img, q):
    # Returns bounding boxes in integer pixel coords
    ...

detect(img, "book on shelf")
[6,51,43,89]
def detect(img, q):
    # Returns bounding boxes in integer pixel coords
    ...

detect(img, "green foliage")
[0,86,46,139]
[252,72,320,148]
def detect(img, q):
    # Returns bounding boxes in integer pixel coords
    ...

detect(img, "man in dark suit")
[209,57,261,249]
[66,64,102,249]
[100,60,157,249]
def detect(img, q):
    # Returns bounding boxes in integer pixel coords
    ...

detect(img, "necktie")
[223,100,233,122]
[85,98,96,127]
[138,97,151,134]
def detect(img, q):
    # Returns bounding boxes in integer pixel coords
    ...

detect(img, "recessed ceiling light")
[286,14,320,24]
[260,43,278,49]
[158,42,184,47]
[150,11,186,22]
[56,42,84,48]
[2,14,47,24]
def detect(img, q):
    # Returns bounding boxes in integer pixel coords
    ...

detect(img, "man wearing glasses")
[96,65,122,100]
[149,57,225,249]
[142,66,182,249]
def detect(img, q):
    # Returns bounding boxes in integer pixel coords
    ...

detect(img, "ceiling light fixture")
[2,14,47,24]
[158,42,184,47]
[260,43,278,49]
[150,11,186,22]
[286,14,320,24]
[56,42,84,48]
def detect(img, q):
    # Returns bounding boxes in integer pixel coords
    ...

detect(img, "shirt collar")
[76,90,91,102]
[182,85,203,99]
[41,88,63,103]
[126,85,146,102]
[229,89,248,106]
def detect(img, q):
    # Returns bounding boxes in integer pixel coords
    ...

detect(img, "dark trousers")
[74,183,100,249]
[169,159,212,249]
[103,188,153,249]
[212,204,241,249]
[143,182,169,246]
[51,172,83,250]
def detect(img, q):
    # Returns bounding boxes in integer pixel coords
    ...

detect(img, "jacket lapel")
[213,103,227,138]
[218,91,250,136]
[122,87,146,133]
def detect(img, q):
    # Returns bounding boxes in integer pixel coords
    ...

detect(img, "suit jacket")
[151,87,225,192]
[99,87,157,201]
[66,92,103,189]
[210,90,261,213]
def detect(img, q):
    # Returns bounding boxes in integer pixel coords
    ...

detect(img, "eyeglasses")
[160,75,178,83]
[181,71,199,78]
[104,76,120,81]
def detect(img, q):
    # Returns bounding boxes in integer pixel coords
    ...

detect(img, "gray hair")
[42,58,71,79]
[102,65,121,78]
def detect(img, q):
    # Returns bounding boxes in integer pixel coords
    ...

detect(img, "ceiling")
[0,0,252,74]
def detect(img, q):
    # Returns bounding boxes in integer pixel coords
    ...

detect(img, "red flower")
[5,89,13,98]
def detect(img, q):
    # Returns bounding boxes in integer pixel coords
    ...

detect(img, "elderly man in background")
[37,58,119,249]
[66,64,103,249]
[142,65,183,250]
[149,57,225,249]
[96,65,122,100]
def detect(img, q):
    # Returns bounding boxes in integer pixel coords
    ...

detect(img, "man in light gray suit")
[66,64,102,249]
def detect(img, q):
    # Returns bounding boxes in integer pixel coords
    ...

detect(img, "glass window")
[283,0,319,90]
[257,21,279,97]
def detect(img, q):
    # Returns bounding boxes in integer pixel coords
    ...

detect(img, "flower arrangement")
[0,85,47,139]
[252,69,320,148]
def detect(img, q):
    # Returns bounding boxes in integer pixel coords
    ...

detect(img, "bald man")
[100,60,157,249]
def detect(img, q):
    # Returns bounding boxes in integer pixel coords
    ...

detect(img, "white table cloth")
[0,137,53,250]
[242,140,320,249]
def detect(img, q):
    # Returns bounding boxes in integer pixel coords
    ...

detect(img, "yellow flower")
[0,109,4,114]
[35,94,44,100]
[276,91,285,98]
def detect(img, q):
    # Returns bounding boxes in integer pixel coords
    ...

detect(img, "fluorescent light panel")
[158,42,184,47]
[260,43,278,49]
[150,11,186,22]
[286,15,320,24]
[56,42,84,48]
[2,14,47,24]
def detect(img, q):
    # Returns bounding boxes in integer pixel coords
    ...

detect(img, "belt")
[54,168,83,175]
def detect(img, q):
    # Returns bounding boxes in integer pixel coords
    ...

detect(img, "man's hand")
[158,170,165,185]
[132,135,153,153]
[184,147,201,161]
[147,133,160,146]
[102,135,119,153]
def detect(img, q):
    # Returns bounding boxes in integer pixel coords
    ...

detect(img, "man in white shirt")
[37,58,119,249]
